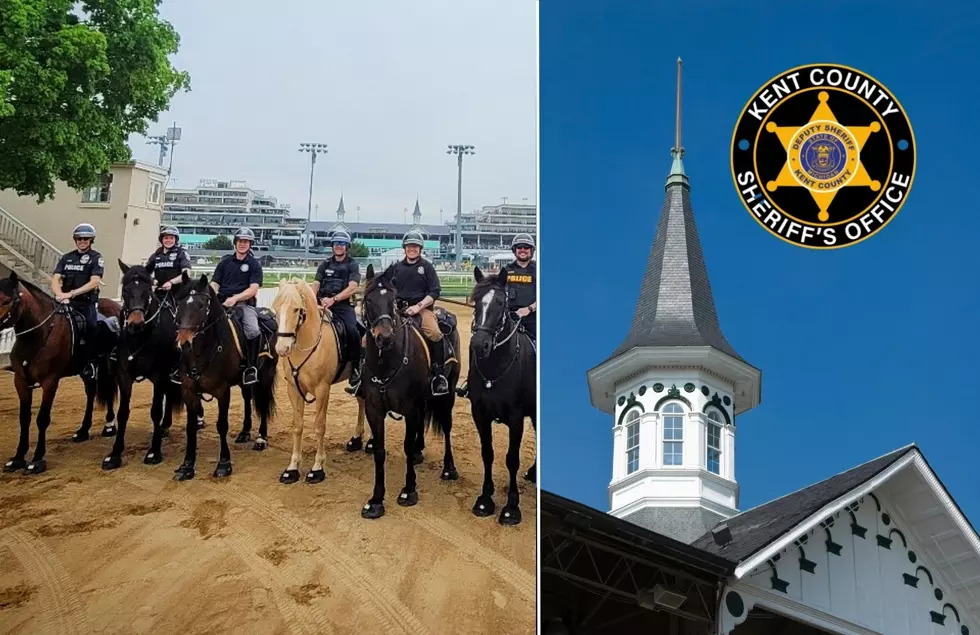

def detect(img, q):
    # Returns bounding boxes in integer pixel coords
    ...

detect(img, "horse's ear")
[497,268,508,286]
[195,274,209,290]
[474,267,483,283]
[118,259,130,274]
[382,263,397,284]
[366,264,375,281]
[8,271,18,284]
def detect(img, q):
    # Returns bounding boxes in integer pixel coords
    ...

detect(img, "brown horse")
[271,278,367,484]
[0,271,119,475]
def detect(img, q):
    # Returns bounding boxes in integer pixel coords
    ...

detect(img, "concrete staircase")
[0,205,64,366]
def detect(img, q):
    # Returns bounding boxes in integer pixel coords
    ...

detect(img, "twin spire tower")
[586,58,762,544]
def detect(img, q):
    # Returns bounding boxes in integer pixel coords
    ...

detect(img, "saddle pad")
[97,313,120,333]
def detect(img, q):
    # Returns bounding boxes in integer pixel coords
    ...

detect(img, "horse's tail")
[95,356,118,410]
[252,357,278,422]
[422,394,452,438]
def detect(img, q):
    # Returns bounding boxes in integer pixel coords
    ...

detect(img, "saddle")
[226,306,277,360]
[321,311,366,369]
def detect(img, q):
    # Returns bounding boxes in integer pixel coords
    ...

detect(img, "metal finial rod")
[675,57,683,153]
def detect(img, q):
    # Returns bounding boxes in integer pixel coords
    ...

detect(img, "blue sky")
[539,1,980,526]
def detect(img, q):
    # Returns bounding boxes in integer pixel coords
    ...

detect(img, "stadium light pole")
[447,144,475,270]
[298,142,328,266]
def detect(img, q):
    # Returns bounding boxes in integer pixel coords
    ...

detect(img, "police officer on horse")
[211,227,264,385]
[504,232,537,339]
[51,223,105,380]
[146,225,192,297]
[311,229,362,393]
[391,229,451,396]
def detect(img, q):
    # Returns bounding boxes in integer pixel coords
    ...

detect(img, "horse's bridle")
[363,292,413,393]
[277,302,324,404]
[471,289,522,390]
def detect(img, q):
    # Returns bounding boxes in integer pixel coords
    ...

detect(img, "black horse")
[466,267,536,525]
[359,264,461,519]
[171,272,278,480]
[102,262,203,469]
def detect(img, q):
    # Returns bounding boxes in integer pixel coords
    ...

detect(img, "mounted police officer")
[391,229,450,395]
[504,232,537,339]
[146,226,191,298]
[51,223,105,380]
[211,227,264,385]
[311,229,362,394]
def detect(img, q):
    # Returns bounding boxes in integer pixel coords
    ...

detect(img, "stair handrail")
[0,203,63,256]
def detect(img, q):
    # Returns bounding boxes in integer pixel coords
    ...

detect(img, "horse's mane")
[122,265,153,285]
[469,274,504,303]
[272,277,318,316]
[2,275,53,304]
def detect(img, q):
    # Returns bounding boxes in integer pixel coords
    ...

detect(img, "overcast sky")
[128,0,537,226]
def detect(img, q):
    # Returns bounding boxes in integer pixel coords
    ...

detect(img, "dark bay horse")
[359,264,460,519]
[0,271,119,475]
[172,272,278,480]
[466,267,536,525]
[102,262,192,470]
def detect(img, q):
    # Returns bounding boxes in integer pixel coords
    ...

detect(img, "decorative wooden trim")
[867,492,881,511]
[930,611,946,626]
[888,528,907,548]
[902,573,918,587]
[916,565,934,586]
[654,390,691,411]
[702,392,732,425]
[876,534,892,549]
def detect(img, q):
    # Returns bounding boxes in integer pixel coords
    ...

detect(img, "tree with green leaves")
[203,235,232,251]
[0,0,190,201]
[350,241,369,258]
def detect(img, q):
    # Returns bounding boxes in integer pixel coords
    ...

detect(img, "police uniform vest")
[315,256,361,304]
[213,252,263,306]
[54,249,104,304]
[504,260,536,310]
[147,246,191,287]
[391,258,441,305]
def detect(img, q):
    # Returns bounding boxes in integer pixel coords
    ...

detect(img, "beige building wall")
[0,161,168,297]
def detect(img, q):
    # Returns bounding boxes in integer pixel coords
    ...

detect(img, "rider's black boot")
[430,338,449,396]
[242,337,260,385]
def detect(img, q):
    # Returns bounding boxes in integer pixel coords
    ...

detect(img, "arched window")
[625,410,640,474]
[706,409,723,475]
[662,403,684,466]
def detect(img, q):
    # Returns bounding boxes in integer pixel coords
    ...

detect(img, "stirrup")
[431,375,449,396]
[81,362,98,381]
[169,370,181,384]
[242,367,259,385]
[455,381,470,398]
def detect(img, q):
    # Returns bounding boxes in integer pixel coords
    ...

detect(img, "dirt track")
[0,305,537,634]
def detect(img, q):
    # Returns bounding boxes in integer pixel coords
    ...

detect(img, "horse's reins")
[120,286,170,380]
[177,291,227,400]
[471,293,523,390]
[364,300,413,395]
[277,303,324,404]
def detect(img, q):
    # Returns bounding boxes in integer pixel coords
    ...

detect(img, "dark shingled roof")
[690,444,916,563]
[607,174,743,362]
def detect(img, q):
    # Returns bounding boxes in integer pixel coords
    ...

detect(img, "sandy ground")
[0,304,537,635]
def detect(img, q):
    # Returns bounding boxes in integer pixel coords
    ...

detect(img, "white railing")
[0,327,13,358]
[0,204,64,286]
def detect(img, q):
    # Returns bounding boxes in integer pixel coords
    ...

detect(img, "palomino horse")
[0,271,119,475]
[466,267,536,525]
[103,262,193,470]
[271,278,367,484]
[172,272,278,480]
[358,264,461,519]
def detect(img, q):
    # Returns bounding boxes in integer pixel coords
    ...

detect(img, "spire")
[413,196,422,222]
[607,57,740,362]
[667,57,688,187]
[336,193,346,221]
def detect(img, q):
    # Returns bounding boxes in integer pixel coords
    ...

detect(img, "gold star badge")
[764,91,881,221]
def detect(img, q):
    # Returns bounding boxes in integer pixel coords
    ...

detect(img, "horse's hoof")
[361,502,385,519]
[279,469,300,484]
[3,458,27,473]
[252,438,267,452]
[234,431,251,444]
[71,430,90,443]
[173,464,195,481]
[441,467,459,481]
[345,436,363,452]
[213,461,233,478]
[364,439,375,454]
[397,489,419,507]
[101,455,122,470]
[524,467,536,483]
[498,505,522,526]
[100,425,117,438]
[306,469,325,483]
[24,460,47,475]
[143,451,163,465]
[472,496,495,517]
[412,452,424,466]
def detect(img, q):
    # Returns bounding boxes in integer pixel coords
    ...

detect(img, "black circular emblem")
[731,64,915,249]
